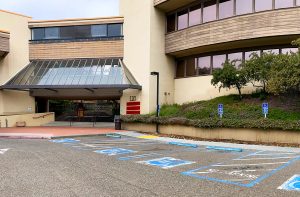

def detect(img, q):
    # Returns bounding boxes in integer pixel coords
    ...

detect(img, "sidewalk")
[0,127,120,139]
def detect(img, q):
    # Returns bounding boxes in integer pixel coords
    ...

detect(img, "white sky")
[0,0,119,20]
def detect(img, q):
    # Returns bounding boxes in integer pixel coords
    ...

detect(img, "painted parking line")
[169,142,198,148]
[0,148,9,155]
[138,135,159,139]
[51,138,80,143]
[94,148,137,156]
[119,153,162,161]
[138,157,195,169]
[206,146,243,152]
[278,175,300,191]
[182,151,300,188]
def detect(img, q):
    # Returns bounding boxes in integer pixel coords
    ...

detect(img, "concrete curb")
[0,133,53,139]
[117,131,300,153]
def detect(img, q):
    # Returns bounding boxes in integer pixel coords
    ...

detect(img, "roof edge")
[29,16,124,24]
[0,9,32,19]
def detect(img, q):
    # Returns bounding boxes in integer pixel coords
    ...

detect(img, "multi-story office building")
[1,0,300,124]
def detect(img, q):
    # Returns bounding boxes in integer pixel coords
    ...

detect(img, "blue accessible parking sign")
[138,157,195,169]
[278,175,300,191]
[218,104,223,118]
[262,103,268,117]
[94,148,137,156]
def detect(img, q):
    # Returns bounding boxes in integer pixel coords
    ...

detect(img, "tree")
[267,53,300,95]
[211,60,247,100]
[242,52,276,93]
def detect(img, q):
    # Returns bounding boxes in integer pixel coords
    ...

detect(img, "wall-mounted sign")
[126,101,141,115]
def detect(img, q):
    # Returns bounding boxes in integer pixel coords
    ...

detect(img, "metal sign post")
[218,104,224,118]
[262,103,268,119]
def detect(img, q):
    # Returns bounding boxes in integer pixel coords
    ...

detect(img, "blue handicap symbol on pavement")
[278,175,300,191]
[138,157,195,169]
[51,138,80,143]
[94,148,137,156]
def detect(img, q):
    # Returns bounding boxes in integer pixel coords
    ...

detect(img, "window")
[198,56,211,75]
[176,60,185,78]
[275,0,294,9]
[32,28,45,40]
[255,0,272,12]
[236,0,253,15]
[45,27,59,39]
[228,52,243,67]
[203,0,217,23]
[263,49,279,54]
[245,51,260,60]
[177,10,188,30]
[60,26,91,39]
[186,58,197,76]
[167,14,176,32]
[297,0,300,6]
[189,4,201,27]
[213,54,226,69]
[281,48,298,54]
[91,25,107,37]
[219,0,234,19]
[107,24,122,37]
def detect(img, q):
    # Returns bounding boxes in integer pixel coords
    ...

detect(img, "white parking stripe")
[212,162,288,167]
[234,157,296,161]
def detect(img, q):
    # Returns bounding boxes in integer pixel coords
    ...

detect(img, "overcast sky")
[0,0,119,20]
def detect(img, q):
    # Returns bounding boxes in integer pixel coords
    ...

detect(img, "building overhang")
[0,30,9,58]
[0,58,141,99]
[154,0,197,12]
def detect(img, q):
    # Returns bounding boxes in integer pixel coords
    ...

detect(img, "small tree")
[242,52,276,93]
[211,60,247,100]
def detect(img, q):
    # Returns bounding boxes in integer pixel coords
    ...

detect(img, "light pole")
[151,71,159,133]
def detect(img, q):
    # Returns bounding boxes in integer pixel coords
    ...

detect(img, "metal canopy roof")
[1,58,141,90]
[0,58,141,99]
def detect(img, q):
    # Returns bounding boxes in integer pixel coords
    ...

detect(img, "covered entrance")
[1,58,141,122]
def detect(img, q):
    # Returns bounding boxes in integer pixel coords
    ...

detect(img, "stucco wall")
[0,112,54,128]
[174,76,256,104]
[120,0,175,115]
[0,10,35,115]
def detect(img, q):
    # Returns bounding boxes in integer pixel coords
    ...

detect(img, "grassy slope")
[160,94,300,121]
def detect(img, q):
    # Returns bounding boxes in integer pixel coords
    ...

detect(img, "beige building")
[1,0,300,125]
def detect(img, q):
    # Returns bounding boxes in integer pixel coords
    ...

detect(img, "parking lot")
[0,132,300,196]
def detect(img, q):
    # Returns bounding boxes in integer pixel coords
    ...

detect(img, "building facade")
[1,0,300,123]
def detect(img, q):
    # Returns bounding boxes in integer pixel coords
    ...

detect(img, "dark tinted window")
[167,14,176,32]
[177,10,188,30]
[189,4,201,27]
[176,60,185,78]
[198,56,211,75]
[219,0,234,19]
[108,24,122,37]
[32,28,45,40]
[213,54,226,69]
[45,27,59,39]
[203,0,217,23]
[186,58,197,76]
[60,26,91,39]
[91,25,107,37]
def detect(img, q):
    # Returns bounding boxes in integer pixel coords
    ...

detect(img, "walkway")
[0,123,119,139]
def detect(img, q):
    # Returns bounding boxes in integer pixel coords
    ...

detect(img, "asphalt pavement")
[0,133,300,197]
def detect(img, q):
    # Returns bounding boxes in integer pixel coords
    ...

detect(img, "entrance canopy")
[1,58,141,99]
